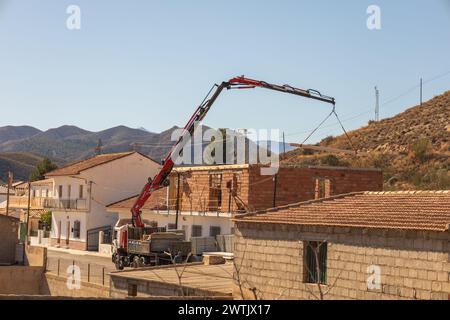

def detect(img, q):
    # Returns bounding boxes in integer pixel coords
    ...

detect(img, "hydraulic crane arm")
[130,76,335,228]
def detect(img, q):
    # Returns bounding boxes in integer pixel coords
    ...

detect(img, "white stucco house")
[44,152,161,251]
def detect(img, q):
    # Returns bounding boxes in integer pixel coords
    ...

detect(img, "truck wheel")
[132,256,141,269]
[115,258,124,270]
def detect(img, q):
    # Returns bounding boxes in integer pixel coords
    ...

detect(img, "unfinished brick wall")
[247,166,383,211]
[171,168,250,214]
[234,222,450,300]
[167,165,382,213]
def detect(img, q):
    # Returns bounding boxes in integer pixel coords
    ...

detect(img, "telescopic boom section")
[130,76,335,228]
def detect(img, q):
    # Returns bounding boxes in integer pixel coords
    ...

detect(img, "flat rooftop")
[110,262,233,296]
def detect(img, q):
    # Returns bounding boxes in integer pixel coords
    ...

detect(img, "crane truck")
[112,76,335,270]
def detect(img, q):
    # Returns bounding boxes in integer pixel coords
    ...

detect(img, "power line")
[284,69,450,139]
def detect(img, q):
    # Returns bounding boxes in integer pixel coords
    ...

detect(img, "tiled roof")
[107,187,169,211]
[233,191,450,232]
[46,152,157,176]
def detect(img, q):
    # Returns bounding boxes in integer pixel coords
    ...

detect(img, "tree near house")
[40,211,52,230]
[29,158,58,181]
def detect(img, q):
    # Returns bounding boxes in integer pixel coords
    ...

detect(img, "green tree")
[29,158,58,181]
[40,211,52,230]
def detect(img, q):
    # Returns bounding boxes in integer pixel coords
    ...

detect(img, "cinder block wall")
[248,166,383,211]
[234,222,450,300]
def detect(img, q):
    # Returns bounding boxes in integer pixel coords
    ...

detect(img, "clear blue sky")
[0,0,449,143]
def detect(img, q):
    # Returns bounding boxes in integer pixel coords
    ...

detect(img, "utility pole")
[420,78,423,106]
[374,86,380,122]
[282,132,286,155]
[26,181,31,245]
[175,173,181,230]
[6,171,13,216]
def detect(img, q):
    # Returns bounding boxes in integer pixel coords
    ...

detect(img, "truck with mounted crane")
[112,76,336,270]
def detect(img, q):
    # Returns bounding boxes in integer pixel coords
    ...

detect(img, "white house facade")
[45,152,161,251]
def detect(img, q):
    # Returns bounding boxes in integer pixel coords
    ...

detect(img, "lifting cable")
[297,106,357,155]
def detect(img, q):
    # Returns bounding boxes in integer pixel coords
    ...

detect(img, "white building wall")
[51,211,88,242]
[115,209,234,240]
[49,153,161,245]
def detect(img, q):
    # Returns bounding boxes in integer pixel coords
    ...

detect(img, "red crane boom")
[130,76,335,228]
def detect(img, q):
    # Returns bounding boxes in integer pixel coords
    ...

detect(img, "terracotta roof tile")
[107,187,169,211]
[234,191,450,232]
[46,152,156,176]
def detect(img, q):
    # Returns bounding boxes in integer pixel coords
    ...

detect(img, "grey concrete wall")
[109,275,232,298]
[40,273,109,298]
[0,266,43,295]
[0,216,19,265]
[234,222,450,300]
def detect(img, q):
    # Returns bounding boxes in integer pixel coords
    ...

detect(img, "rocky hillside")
[283,90,450,190]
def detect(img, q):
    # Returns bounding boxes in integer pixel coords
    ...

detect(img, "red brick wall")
[248,166,383,211]
[166,165,382,213]
[172,169,250,213]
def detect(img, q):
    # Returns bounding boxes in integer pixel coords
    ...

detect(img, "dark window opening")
[304,241,328,284]
[209,226,221,237]
[208,174,223,212]
[191,225,202,237]
[315,178,332,199]
[72,220,81,239]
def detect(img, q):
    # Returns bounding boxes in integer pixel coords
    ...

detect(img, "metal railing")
[46,256,113,287]
[43,199,87,211]
[7,196,46,208]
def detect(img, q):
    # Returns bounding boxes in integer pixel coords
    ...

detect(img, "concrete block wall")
[109,276,230,298]
[234,222,450,300]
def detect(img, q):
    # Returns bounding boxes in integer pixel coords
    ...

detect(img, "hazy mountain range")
[0,125,277,182]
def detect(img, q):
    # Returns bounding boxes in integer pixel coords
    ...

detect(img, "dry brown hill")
[283,90,450,190]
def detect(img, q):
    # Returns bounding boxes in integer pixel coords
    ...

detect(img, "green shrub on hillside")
[411,138,432,162]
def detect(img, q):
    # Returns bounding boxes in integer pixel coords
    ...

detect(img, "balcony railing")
[43,199,88,211]
[6,196,45,209]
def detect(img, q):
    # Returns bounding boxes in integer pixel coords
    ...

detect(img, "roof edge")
[234,191,365,221]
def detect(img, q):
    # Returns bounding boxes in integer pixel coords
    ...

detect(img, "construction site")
[0,2,449,309]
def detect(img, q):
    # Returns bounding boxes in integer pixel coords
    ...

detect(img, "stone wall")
[234,222,450,300]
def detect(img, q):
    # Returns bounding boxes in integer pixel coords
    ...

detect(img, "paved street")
[46,249,116,287]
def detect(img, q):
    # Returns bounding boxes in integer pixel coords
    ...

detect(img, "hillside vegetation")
[0,152,46,182]
[283,90,450,190]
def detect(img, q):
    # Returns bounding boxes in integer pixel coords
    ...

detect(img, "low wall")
[30,236,50,247]
[40,273,109,298]
[25,245,47,267]
[0,266,43,295]
[99,244,112,255]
